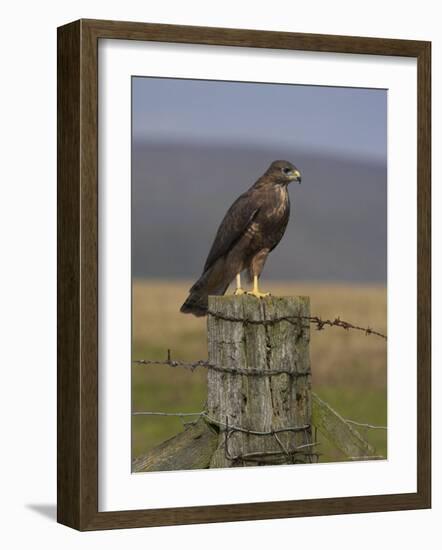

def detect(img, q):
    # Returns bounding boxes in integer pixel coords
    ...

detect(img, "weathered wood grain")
[312,393,376,458]
[133,419,218,472]
[207,295,313,467]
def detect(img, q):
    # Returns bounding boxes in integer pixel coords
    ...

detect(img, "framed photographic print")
[57,19,431,530]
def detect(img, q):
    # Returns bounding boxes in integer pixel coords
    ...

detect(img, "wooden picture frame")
[57,18,431,530]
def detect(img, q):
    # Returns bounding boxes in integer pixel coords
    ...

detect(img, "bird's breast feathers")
[245,185,290,246]
[258,185,290,220]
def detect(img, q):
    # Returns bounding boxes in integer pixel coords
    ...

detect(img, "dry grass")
[131,279,387,460]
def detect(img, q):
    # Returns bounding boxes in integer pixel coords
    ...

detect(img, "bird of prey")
[180,160,302,317]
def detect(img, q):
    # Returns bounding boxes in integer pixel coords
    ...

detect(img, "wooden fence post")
[207,295,314,468]
[133,294,383,472]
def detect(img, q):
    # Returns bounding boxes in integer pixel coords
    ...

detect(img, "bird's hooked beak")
[289,169,302,184]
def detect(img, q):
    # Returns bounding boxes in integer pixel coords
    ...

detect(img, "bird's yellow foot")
[246,290,271,299]
[234,288,246,296]
[247,276,270,298]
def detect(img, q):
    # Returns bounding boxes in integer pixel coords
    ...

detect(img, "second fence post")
[207,294,314,468]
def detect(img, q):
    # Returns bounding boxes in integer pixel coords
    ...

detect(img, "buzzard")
[180,160,301,316]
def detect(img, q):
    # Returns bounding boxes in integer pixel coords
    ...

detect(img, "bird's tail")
[180,263,229,317]
[180,289,210,317]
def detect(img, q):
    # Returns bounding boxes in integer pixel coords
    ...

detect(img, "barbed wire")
[207,310,387,340]
[133,309,386,377]
[133,349,309,377]
[133,309,386,465]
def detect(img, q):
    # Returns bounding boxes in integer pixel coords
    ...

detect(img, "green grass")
[314,385,387,462]
[132,343,207,459]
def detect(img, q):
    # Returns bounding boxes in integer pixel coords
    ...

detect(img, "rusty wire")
[207,310,387,340]
[133,309,386,376]
[132,409,386,463]
[223,416,320,465]
[133,349,309,377]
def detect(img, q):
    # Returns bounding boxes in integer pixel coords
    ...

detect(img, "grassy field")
[132,280,387,465]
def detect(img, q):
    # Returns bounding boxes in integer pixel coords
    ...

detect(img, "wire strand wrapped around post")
[206,295,315,467]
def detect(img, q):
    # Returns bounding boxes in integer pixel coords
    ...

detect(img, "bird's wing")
[203,190,260,272]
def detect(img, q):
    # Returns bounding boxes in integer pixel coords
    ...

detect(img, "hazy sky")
[133,77,387,163]
[132,77,387,283]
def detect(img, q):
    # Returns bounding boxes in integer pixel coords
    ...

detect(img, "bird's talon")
[246,291,271,299]
[234,288,246,296]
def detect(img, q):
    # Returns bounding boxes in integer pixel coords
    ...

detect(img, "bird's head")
[266,160,302,186]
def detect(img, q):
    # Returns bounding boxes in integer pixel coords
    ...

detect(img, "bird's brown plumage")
[180,160,301,316]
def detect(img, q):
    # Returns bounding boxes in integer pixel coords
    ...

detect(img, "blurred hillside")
[132,141,387,283]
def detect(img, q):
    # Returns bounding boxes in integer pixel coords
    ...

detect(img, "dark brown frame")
[57,18,431,531]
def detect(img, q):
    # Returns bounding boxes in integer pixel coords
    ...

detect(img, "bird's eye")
[282,167,292,175]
